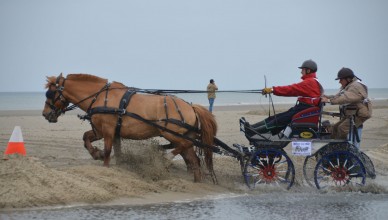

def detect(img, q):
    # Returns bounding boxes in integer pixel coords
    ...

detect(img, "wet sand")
[1,100,388,210]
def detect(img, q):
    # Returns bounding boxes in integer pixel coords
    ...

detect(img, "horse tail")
[192,104,218,181]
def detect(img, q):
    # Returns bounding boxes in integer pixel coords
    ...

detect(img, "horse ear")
[59,72,63,77]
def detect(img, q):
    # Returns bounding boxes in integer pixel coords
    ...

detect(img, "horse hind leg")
[162,133,202,182]
[83,130,104,160]
[204,148,218,184]
[179,146,202,182]
[161,143,194,172]
[164,143,202,182]
[181,151,194,173]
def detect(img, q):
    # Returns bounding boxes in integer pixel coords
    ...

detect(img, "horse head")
[42,73,70,123]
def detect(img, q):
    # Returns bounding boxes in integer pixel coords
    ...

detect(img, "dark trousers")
[263,103,313,134]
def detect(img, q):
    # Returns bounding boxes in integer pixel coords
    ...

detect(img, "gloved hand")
[262,87,273,95]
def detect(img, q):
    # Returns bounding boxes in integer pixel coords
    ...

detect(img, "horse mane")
[45,73,108,89]
[67,74,108,83]
[112,81,126,87]
[45,76,57,89]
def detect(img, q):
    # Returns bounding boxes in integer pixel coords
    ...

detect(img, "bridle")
[45,75,70,117]
[45,75,114,120]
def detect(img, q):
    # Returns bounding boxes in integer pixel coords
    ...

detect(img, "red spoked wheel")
[243,148,295,190]
[259,165,277,182]
[330,166,350,184]
[314,151,366,189]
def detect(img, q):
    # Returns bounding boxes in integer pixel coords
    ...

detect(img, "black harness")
[83,88,202,146]
[87,89,137,137]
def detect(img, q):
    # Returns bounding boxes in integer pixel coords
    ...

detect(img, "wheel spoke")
[255,178,263,185]
[277,169,288,173]
[276,175,286,182]
[337,155,340,167]
[258,158,265,167]
[321,165,332,173]
[343,158,348,167]
[329,160,335,169]
[276,159,287,167]
[349,172,360,176]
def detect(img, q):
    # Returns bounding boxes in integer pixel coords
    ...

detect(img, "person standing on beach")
[321,67,372,148]
[244,59,323,135]
[207,79,218,113]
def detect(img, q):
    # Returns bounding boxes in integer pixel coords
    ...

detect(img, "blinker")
[46,90,55,99]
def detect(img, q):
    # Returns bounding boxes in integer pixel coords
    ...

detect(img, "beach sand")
[1,101,388,210]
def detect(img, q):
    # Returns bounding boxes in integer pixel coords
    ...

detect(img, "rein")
[49,76,263,116]
[138,89,263,94]
[47,75,261,150]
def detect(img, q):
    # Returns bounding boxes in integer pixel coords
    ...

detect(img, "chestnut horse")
[42,73,217,182]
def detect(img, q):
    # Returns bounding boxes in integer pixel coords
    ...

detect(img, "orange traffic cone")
[4,126,26,156]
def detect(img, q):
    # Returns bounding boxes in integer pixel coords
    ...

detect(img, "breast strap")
[115,89,137,136]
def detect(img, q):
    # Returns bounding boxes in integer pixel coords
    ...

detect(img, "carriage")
[42,73,375,190]
[213,103,376,190]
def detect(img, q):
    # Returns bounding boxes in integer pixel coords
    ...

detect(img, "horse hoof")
[163,152,175,160]
[164,160,172,168]
[193,177,202,183]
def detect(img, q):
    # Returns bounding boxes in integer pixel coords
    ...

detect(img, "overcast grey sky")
[1,0,387,92]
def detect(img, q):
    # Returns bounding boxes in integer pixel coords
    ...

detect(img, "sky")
[1,0,387,92]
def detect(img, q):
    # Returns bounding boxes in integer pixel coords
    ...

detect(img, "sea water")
[1,88,388,111]
[1,193,388,219]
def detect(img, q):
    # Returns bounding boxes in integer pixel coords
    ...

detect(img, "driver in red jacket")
[245,59,323,135]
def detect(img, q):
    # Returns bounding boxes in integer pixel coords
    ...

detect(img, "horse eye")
[46,90,55,99]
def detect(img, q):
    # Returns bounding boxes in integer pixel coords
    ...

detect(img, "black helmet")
[210,79,214,83]
[335,67,354,80]
[298,59,318,72]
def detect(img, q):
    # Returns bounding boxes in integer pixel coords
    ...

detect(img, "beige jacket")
[207,83,218,99]
[328,77,372,126]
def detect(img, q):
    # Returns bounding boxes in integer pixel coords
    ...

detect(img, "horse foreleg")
[103,137,113,167]
[83,130,104,160]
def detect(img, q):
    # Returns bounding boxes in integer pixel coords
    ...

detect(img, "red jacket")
[273,73,322,106]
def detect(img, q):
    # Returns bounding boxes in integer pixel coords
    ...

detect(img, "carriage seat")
[287,106,321,139]
[291,106,320,126]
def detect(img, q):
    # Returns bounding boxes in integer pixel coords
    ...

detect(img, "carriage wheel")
[303,155,318,187]
[314,151,366,189]
[360,151,376,179]
[243,148,295,190]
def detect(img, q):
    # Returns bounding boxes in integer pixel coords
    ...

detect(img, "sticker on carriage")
[300,131,314,138]
[292,141,312,156]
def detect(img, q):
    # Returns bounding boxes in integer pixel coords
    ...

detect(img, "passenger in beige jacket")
[321,68,372,147]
